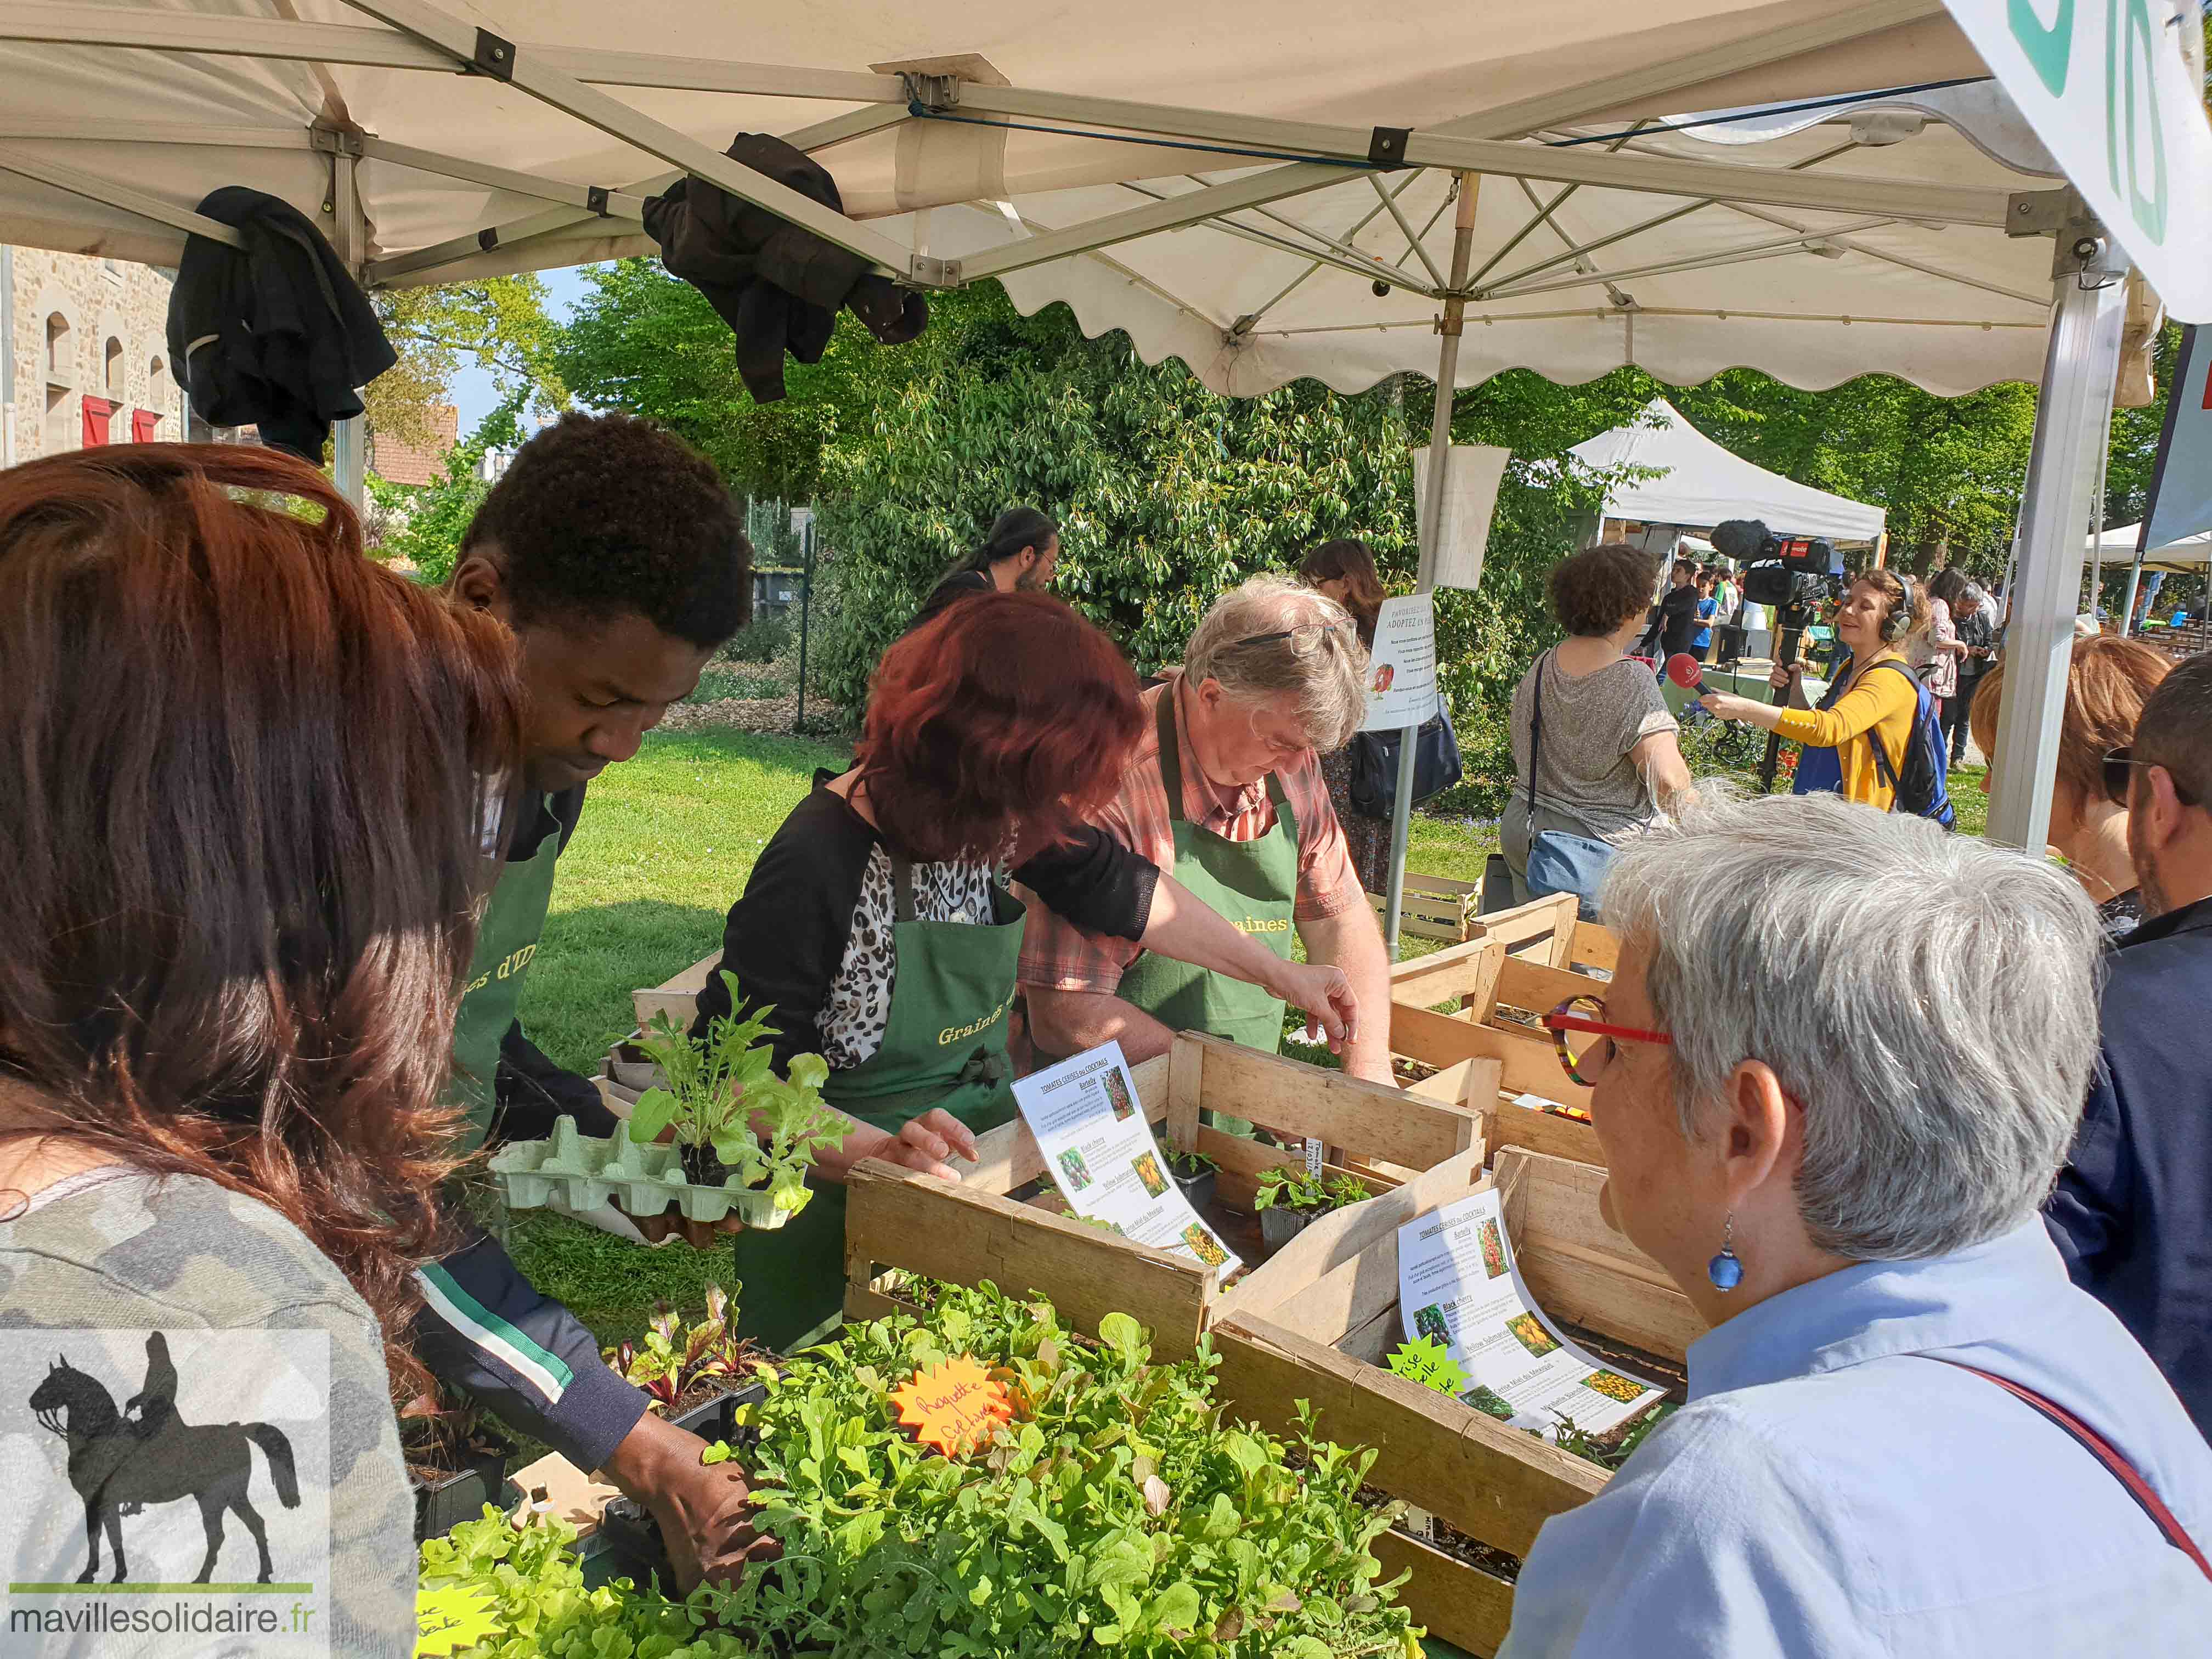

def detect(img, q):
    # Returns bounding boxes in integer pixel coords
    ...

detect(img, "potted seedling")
[1165,1147,1218,1211]
[597,1285,772,1586]
[491,974,848,1244]
[400,1385,515,1543]
[1252,1166,1373,1252]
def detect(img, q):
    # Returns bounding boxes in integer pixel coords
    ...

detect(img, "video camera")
[1712,518,1846,616]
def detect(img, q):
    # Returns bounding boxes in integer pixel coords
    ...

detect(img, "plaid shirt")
[1017,672,1362,995]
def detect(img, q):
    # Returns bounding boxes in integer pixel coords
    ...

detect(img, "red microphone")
[1665,653,1708,696]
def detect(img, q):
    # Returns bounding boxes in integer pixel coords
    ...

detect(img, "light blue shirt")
[1499,1220,2212,1657]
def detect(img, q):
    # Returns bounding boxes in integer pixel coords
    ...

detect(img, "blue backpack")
[1791,659,1954,829]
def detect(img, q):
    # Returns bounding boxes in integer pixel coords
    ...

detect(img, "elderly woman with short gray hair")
[1502,789,2212,1658]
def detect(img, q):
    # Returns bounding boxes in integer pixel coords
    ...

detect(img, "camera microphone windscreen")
[1709,520,1769,564]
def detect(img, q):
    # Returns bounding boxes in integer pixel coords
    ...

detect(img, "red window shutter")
[81,396,114,447]
[132,408,161,444]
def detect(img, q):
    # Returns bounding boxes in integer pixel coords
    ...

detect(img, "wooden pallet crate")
[842,1032,1489,1358]
[1389,936,1605,1170]
[1368,871,1483,943]
[1210,1147,1702,1655]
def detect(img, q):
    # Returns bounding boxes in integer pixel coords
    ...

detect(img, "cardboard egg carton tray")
[489,1115,786,1228]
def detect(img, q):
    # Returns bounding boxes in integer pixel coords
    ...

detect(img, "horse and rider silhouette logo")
[25,1333,300,1585]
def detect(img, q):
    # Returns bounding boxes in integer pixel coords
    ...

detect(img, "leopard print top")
[817,847,1002,1069]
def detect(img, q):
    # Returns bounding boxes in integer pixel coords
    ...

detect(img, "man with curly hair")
[412,412,771,1593]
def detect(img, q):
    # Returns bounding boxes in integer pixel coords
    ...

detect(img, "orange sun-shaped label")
[890,1355,1013,1457]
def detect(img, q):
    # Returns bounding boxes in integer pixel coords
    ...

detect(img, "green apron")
[1116,689,1301,1135]
[449,801,563,1151]
[734,854,1025,1352]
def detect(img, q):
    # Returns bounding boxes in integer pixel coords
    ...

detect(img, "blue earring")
[1707,1213,1744,1292]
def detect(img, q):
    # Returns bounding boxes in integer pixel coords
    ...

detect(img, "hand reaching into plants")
[1267,958,1358,1050]
[817,1107,979,1183]
[599,1408,780,1595]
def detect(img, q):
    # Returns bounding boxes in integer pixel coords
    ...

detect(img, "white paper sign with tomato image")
[1358,594,1439,733]
[1013,1041,1243,1278]
[1397,1189,1663,1440]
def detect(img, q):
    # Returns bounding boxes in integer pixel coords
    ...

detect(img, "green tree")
[373,393,528,584]
[555,258,895,504]
[368,275,566,450]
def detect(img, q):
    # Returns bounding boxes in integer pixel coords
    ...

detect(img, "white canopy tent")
[3,0,2210,953]
[1570,397,1886,544]
[2083,522,2212,573]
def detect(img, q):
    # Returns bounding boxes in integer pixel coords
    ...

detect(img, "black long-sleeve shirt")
[693,772,1156,1070]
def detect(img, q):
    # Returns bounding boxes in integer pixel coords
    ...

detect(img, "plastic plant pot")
[1259,1204,1318,1253]
[594,1381,770,1585]
[1167,1156,1217,1214]
[490,1116,794,1233]
[410,1430,515,1543]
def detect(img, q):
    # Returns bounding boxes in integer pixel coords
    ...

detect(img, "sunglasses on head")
[2104,747,2202,809]
[1232,620,1345,657]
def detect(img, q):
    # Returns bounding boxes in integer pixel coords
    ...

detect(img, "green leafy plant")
[1253,1167,1373,1215]
[627,972,848,1209]
[710,1282,1421,1658]
[1542,1403,1678,1472]
[419,1507,754,1656]
[601,1283,753,1417]
[1166,1149,1219,1176]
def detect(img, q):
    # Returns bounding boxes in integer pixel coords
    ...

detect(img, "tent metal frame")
[0,0,2123,899]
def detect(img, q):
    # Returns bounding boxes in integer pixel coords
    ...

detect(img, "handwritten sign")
[890,1355,1013,1457]
[1386,1335,1468,1396]
[416,1584,502,1656]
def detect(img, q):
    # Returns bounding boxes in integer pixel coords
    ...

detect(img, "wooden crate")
[1211,1148,1702,1655]
[633,950,721,1031]
[1389,938,1604,1171]
[842,1033,1489,1358]
[1368,872,1483,943]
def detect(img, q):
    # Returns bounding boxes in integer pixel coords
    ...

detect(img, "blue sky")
[448,264,590,431]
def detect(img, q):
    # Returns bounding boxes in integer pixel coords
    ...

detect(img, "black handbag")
[1347,706,1464,820]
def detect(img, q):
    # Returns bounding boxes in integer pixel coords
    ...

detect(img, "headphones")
[1881,573,1917,642]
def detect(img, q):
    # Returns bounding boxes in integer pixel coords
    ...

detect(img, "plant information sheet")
[1397,1188,1663,1437]
[1013,1042,1243,1279]
[1358,594,1439,733]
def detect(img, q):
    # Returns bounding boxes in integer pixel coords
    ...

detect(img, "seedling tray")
[490,1116,793,1229]
[411,1430,515,1543]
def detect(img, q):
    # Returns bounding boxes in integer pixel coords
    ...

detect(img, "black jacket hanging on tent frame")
[643,133,928,403]
[167,187,395,463]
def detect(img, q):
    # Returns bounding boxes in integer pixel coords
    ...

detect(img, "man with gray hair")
[1019,575,1393,1086]
[1501,788,2212,1656]
[2047,650,2212,1435]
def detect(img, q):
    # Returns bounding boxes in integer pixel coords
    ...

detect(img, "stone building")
[2,246,193,468]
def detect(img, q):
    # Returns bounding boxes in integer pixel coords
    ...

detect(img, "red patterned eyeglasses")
[1541,995,1672,1087]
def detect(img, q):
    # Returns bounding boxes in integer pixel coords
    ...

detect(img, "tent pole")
[2087,415,2109,625]
[2121,548,2147,635]
[1384,171,1478,957]
[1987,224,2128,853]
[327,134,369,510]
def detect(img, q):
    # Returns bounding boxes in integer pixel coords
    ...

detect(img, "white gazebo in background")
[2,0,2210,943]
[1571,397,1886,548]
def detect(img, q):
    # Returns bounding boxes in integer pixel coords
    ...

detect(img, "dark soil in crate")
[408,1429,515,1542]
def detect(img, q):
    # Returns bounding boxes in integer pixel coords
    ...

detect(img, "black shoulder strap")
[1526,648,1550,819]
[1860,659,1920,802]
[888,852,917,923]
[1155,688,1187,825]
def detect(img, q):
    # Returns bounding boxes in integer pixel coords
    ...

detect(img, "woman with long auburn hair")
[0,444,522,1652]
[695,590,1356,1347]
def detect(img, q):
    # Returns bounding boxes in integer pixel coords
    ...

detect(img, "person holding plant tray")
[1499,791,2212,1657]
[697,591,1360,1350]
[0,445,520,1653]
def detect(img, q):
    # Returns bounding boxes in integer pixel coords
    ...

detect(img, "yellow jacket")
[1775,654,1920,810]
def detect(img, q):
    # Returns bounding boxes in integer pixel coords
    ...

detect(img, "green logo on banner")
[2009,0,2077,94]
[2106,0,2169,244]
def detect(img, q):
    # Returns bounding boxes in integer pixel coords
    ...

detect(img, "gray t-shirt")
[0,1167,412,1657]
[1509,651,1678,842]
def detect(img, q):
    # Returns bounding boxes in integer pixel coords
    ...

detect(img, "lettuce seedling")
[627,972,847,1213]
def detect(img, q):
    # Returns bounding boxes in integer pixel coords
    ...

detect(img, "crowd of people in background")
[3,422,2209,1654]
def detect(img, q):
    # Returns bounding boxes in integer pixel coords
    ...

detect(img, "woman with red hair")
[700,591,1350,1346]
[0,445,520,1650]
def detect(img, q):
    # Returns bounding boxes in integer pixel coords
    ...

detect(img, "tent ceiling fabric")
[2084,523,2212,572]
[0,1,2198,398]
[1571,398,1888,540]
